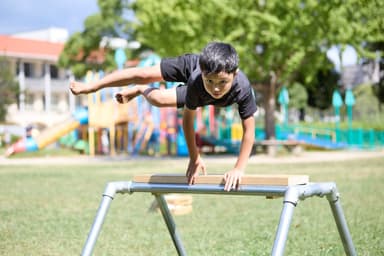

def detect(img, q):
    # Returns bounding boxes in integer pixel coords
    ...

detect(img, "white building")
[0,28,76,126]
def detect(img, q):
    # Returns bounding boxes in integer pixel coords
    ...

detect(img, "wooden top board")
[133,174,309,186]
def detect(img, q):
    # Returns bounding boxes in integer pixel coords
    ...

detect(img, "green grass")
[1,147,81,158]
[0,156,383,256]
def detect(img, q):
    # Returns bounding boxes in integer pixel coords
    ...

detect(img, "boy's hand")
[223,169,244,191]
[186,155,206,185]
[69,81,95,95]
[115,93,126,104]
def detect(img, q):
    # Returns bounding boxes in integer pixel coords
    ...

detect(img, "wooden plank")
[133,174,309,186]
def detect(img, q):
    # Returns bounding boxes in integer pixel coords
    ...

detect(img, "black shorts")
[175,84,187,108]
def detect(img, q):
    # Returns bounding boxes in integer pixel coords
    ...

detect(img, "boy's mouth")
[211,92,223,98]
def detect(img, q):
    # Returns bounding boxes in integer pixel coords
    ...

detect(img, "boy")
[70,42,257,191]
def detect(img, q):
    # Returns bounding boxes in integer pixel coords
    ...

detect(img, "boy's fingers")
[201,165,207,175]
[224,177,233,191]
[188,173,196,185]
[224,175,241,191]
[186,169,194,185]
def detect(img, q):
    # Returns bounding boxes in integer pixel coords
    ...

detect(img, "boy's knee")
[149,98,163,107]
[143,87,158,97]
[143,88,163,107]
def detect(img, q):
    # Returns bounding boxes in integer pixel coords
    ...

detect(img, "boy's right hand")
[186,155,206,185]
[69,81,95,95]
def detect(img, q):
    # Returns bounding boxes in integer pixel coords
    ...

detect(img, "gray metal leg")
[154,194,187,256]
[81,194,114,256]
[272,187,299,256]
[81,182,132,256]
[80,181,356,255]
[327,190,357,256]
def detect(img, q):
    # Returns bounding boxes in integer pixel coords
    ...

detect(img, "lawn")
[0,155,383,255]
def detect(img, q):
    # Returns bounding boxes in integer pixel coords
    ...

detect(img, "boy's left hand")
[223,169,244,191]
[186,156,206,185]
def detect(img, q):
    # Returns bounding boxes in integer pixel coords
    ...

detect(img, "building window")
[24,62,34,77]
[16,62,35,77]
[50,65,59,79]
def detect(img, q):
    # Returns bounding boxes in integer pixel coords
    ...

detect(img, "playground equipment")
[85,71,137,156]
[5,108,88,156]
[276,124,384,150]
[194,104,245,154]
[278,86,289,127]
[81,174,356,256]
[332,90,343,130]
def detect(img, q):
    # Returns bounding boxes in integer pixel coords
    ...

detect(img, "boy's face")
[202,71,237,99]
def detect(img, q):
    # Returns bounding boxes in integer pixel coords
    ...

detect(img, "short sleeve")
[185,80,200,110]
[160,54,199,83]
[238,87,257,119]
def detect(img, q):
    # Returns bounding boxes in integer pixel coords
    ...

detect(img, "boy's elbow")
[136,65,162,83]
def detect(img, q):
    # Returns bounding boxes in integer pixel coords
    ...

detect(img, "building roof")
[0,35,64,61]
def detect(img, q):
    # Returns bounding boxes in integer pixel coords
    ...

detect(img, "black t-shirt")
[160,54,257,119]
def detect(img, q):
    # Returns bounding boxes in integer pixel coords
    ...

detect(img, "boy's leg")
[115,86,142,103]
[116,85,178,107]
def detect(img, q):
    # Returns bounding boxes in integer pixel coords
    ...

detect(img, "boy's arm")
[224,115,255,191]
[183,108,206,184]
[70,64,163,95]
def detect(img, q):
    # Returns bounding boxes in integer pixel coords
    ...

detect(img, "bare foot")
[115,86,141,104]
[70,81,95,95]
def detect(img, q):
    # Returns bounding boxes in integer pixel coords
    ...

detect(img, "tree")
[372,79,384,112]
[58,0,134,78]
[131,0,383,139]
[287,82,308,121]
[366,42,384,112]
[306,68,340,110]
[0,57,19,121]
[63,0,383,139]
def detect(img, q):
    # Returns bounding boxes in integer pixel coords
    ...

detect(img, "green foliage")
[365,40,384,111]
[58,0,134,78]
[371,57,384,111]
[131,0,383,138]
[60,0,383,136]
[353,84,382,121]
[0,57,19,122]
[306,68,340,110]
[131,0,381,81]
[301,84,384,130]
[372,82,384,109]
[287,82,308,109]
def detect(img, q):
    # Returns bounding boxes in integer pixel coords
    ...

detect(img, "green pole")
[345,89,355,146]
[332,90,343,142]
[334,106,340,142]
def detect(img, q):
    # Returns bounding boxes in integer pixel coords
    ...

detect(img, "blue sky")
[327,46,358,70]
[0,0,99,35]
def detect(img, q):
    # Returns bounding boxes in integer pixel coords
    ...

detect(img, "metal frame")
[81,181,357,256]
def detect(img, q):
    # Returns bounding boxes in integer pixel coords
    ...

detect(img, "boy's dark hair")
[199,42,239,75]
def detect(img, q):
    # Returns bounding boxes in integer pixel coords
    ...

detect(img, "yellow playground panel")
[86,71,138,156]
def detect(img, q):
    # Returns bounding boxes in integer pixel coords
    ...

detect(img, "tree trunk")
[264,71,277,140]
[299,108,305,121]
